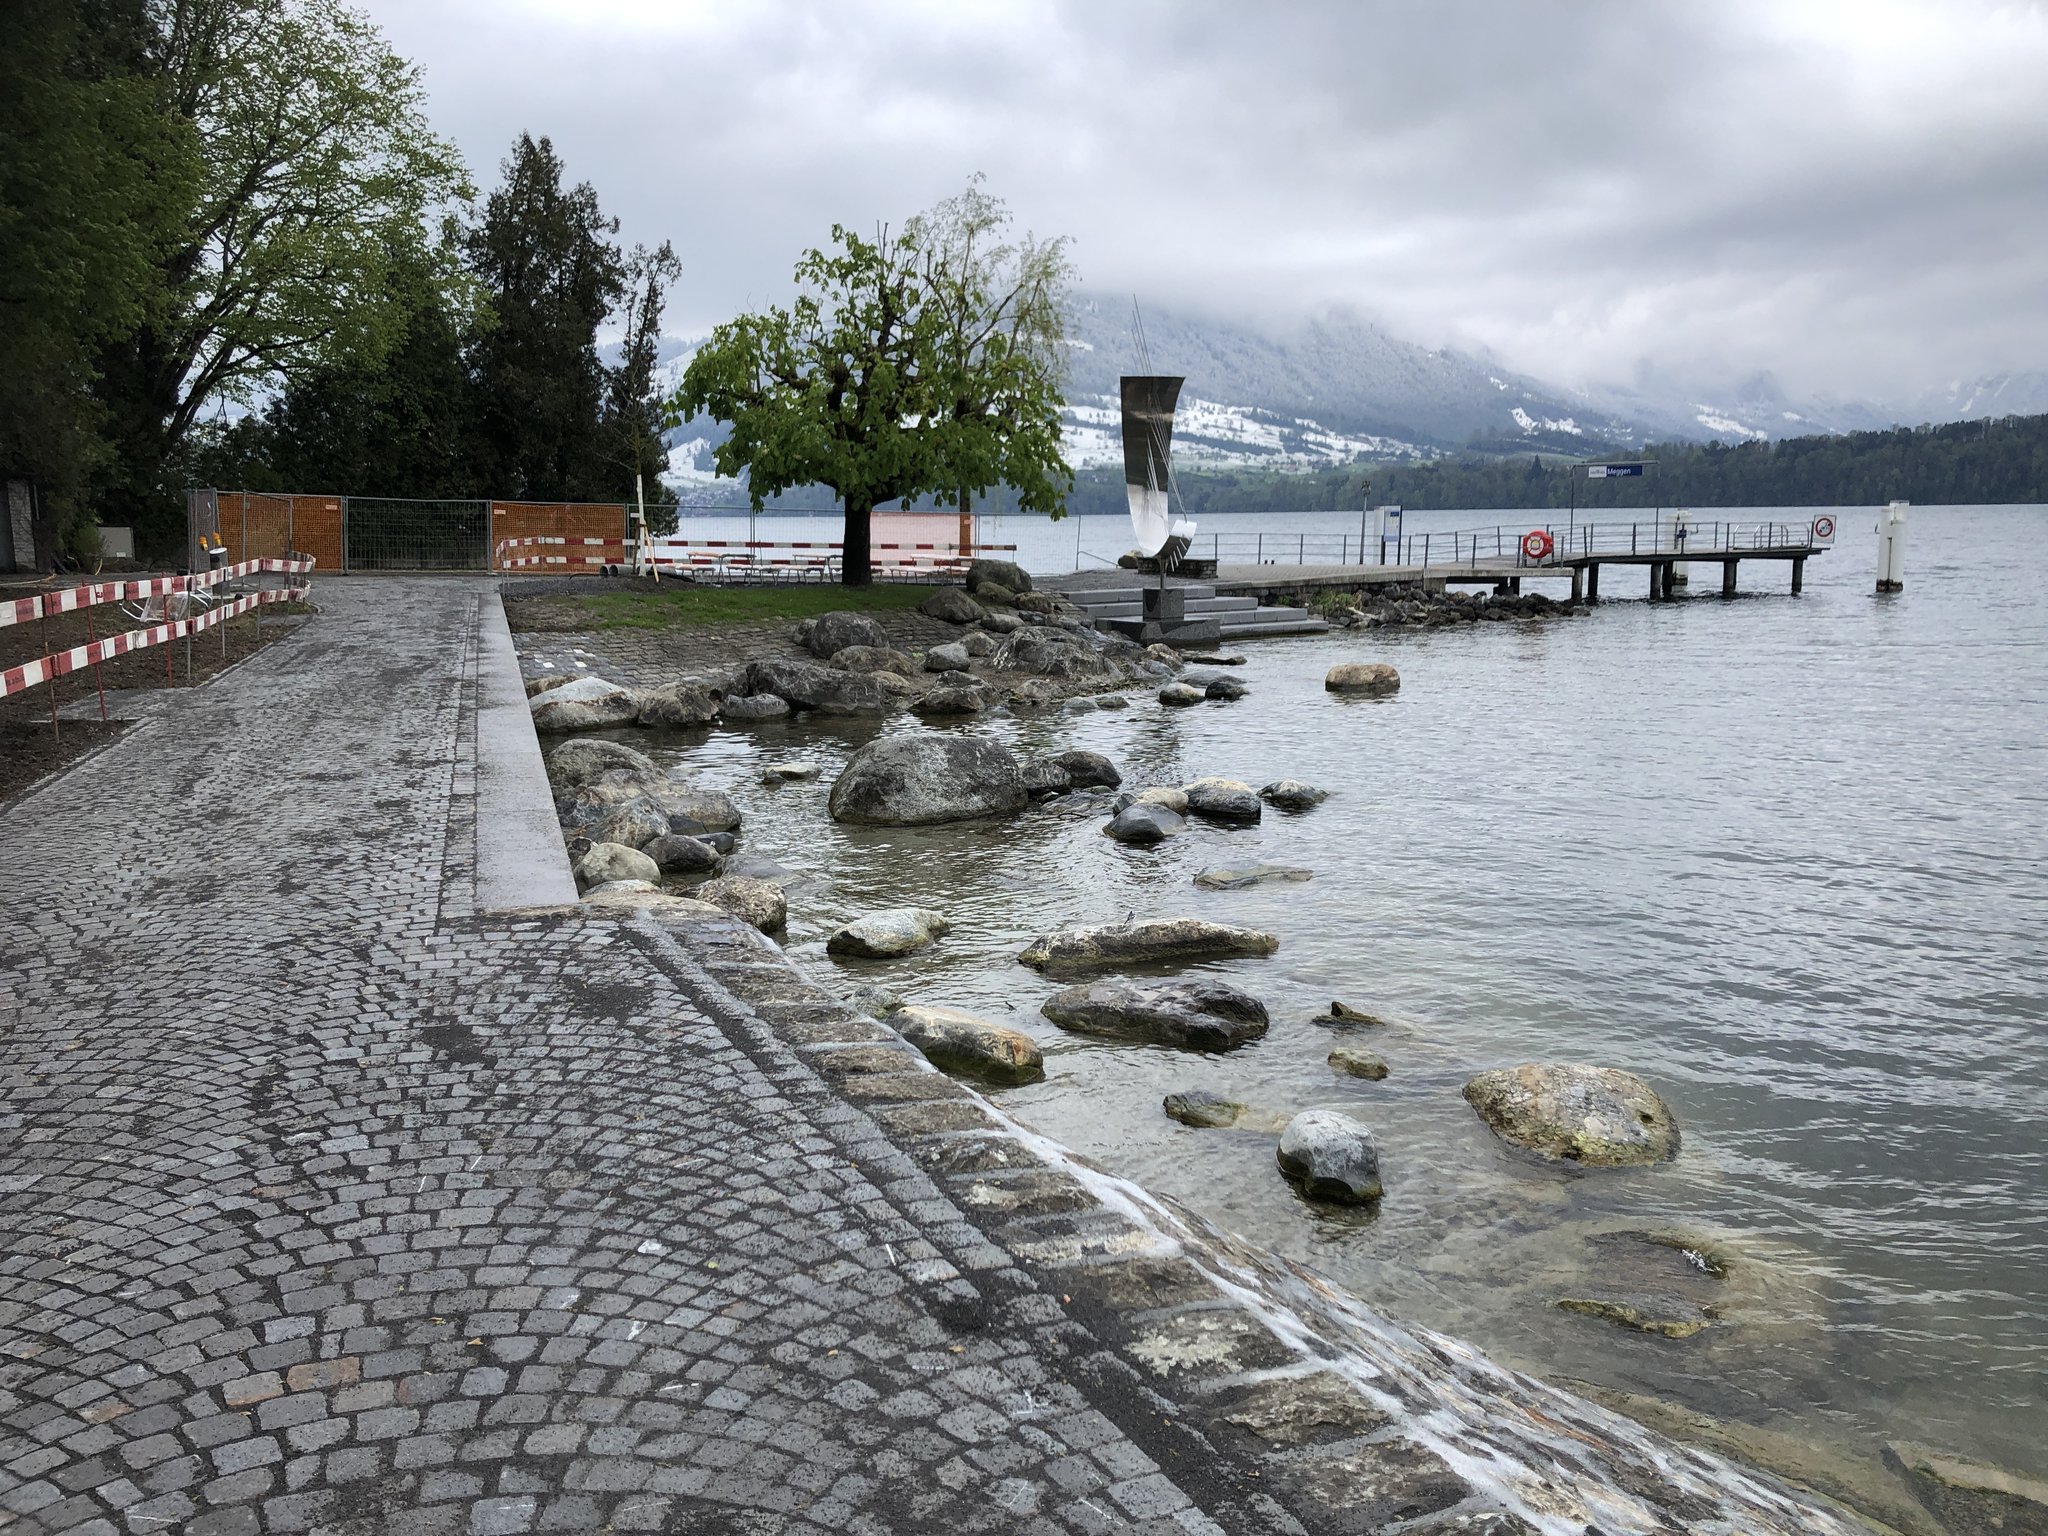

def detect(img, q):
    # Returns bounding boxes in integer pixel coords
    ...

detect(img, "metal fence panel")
[343,498,491,570]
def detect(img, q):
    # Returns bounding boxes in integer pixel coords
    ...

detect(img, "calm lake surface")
[635,502,2048,1498]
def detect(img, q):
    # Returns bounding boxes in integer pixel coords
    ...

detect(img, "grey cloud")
[366,0,2048,402]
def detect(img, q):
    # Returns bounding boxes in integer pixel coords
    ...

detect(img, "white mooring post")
[1876,500,1908,593]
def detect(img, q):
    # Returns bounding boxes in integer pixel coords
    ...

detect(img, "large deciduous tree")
[97,0,470,547]
[675,184,1074,586]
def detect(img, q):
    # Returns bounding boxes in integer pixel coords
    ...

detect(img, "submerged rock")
[1276,1111,1384,1204]
[1164,1090,1248,1128]
[1194,865,1312,891]
[1554,1294,1715,1340]
[1463,1063,1680,1166]
[695,875,787,932]
[1328,1046,1389,1081]
[1104,804,1184,844]
[1019,917,1279,973]
[1094,693,1129,709]
[1325,661,1401,695]
[893,1004,1043,1085]
[1885,1440,2048,1536]
[546,738,657,797]
[843,983,901,1018]
[828,732,1026,825]
[573,842,659,888]
[1261,779,1329,811]
[1327,1000,1389,1026]
[826,907,951,959]
[759,760,820,784]
[530,675,640,732]
[1042,978,1270,1051]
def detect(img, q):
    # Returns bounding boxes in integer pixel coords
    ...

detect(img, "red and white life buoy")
[1521,529,1555,561]
[1812,515,1836,540]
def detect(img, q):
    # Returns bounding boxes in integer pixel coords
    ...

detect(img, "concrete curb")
[473,588,577,912]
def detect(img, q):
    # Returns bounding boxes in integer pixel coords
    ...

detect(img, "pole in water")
[1876,500,1907,593]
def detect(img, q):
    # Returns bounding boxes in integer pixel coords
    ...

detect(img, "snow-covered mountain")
[1907,372,2048,424]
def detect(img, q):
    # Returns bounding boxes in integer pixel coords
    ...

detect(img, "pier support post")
[1664,563,1678,600]
[1510,576,1521,595]
[1585,563,1600,602]
[1722,561,1737,598]
[1571,567,1584,603]
[1792,556,1805,595]
[1650,564,1662,600]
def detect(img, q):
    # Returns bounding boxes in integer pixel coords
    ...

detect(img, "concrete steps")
[1063,584,1329,640]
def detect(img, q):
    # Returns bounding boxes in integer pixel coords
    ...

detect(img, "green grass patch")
[548,583,938,631]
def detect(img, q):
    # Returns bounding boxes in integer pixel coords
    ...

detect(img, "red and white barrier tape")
[0,557,314,630]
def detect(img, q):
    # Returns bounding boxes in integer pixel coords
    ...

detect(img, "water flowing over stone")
[828,732,1027,825]
[1463,1063,1680,1165]
[1042,979,1271,1051]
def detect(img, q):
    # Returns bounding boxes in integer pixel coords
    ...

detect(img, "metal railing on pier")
[1202,516,1837,570]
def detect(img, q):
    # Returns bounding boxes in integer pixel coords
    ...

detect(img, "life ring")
[1812,515,1836,539]
[1521,529,1555,561]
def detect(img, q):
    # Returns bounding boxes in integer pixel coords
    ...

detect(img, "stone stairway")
[1061,583,1329,639]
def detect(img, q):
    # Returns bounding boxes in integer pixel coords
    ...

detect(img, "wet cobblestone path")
[0,583,1276,1536]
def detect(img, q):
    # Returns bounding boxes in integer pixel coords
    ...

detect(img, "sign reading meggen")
[1585,463,1647,478]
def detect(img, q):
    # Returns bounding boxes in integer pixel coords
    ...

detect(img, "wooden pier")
[1177,517,1836,606]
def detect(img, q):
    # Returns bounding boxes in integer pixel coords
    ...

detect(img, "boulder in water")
[893,1004,1043,1085]
[546,738,656,797]
[1463,1063,1679,1166]
[826,907,951,958]
[759,760,820,785]
[530,675,640,732]
[1325,662,1401,695]
[720,693,791,721]
[913,680,996,716]
[1104,803,1184,844]
[1328,1046,1390,1081]
[1163,1090,1249,1128]
[1114,785,1189,815]
[588,797,671,850]
[659,781,742,832]
[1193,865,1312,891]
[1276,1111,1384,1204]
[1261,779,1329,811]
[1019,758,1073,796]
[1041,978,1270,1051]
[828,731,1027,825]
[1054,749,1122,789]
[1184,777,1263,823]
[1019,917,1279,974]
[642,832,721,874]
[740,657,889,715]
[797,610,889,659]
[635,680,722,727]
[1205,676,1249,702]
[1159,682,1206,707]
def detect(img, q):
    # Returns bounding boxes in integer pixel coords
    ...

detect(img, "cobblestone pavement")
[1,580,1870,1536]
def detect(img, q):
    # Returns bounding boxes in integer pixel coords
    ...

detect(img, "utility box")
[96,526,135,560]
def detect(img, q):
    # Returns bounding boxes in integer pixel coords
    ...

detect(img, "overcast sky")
[366,0,2048,402]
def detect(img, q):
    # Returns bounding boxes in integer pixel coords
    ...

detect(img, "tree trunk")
[841,496,872,586]
[957,486,972,560]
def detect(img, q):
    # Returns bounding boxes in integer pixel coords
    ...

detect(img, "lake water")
[630,502,2048,1514]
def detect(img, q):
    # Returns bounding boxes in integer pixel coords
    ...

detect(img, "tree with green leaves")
[601,241,685,532]
[0,0,193,565]
[96,0,471,549]
[675,185,1074,585]
[906,177,1074,544]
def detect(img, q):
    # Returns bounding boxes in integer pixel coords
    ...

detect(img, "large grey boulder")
[992,629,1104,679]
[740,657,889,715]
[1018,917,1279,974]
[828,732,1027,825]
[1104,804,1183,844]
[1114,785,1189,815]
[720,693,791,721]
[797,610,889,659]
[1040,979,1270,1052]
[1463,1064,1680,1166]
[545,739,657,797]
[967,557,1033,596]
[588,797,671,850]
[1205,676,1249,702]
[981,611,1025,635]
[658,780,742,833]
[1159,682,1206,707]
[1054,750,1121,789]
[1261,779,1329,811]
[1018,758,1072,796]
[635,680,722,727]
[892,1005,1043,1085]
[696,875,787,932]
[1276,1111,1384,1204]
[913,680,995,716]
[642,833,720,874]
[924,642,972,673]
[531,675,640,732]
[1184,777,1263,823]
[830,645,920,676]
[960,631,998,658]
[1163,1090,1248,1128]
[826,907,951,958]
[573,842,660,888]
[1326,662,1401,695]
[920,587,987,625]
